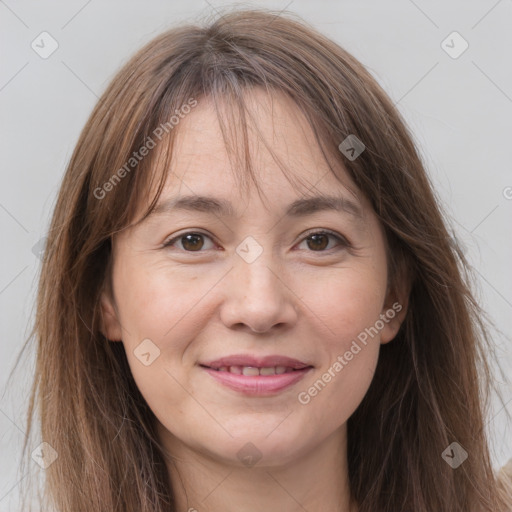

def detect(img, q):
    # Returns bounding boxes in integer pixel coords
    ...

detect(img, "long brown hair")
[16,7,512,511]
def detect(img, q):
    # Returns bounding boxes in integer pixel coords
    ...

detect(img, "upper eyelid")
[163,230,215,246]
[163,229,349,249]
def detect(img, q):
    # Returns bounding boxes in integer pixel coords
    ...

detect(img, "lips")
[201,355,311,371]
[200,355,313,395]
[210,365,296,376]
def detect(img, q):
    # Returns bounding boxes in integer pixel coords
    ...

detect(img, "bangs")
[122,80,363,234]
[88,12,383,246]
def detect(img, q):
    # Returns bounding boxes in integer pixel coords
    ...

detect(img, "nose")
[219,256,299,334]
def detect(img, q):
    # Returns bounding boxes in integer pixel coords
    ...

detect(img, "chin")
[209,423,314,468]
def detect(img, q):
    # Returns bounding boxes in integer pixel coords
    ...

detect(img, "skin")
[101,88,408,512]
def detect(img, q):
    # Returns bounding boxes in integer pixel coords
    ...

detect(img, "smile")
[200,355,314,395]
[209,365,299,375]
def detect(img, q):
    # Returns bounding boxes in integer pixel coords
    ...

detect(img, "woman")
[19,7,512,512]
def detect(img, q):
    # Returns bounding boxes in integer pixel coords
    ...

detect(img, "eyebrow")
[148,194,365,222]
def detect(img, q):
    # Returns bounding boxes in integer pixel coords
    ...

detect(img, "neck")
[159,424,357,512]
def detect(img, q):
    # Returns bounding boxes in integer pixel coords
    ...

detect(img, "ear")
[379,277,411,345]
[100,289,123,342]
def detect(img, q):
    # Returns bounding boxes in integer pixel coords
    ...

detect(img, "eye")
[162,229,350,253]
[163,232,216,252]
[296,230,350,253]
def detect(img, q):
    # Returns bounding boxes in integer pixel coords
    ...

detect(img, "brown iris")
[306,233,329,251]
[181,234,205,251]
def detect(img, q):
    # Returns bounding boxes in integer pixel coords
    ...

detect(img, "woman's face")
[101,89,405,468]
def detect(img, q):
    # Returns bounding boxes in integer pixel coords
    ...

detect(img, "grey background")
[1,0,511,509]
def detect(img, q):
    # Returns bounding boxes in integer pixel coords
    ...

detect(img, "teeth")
[242,366,260,376]
[213,365,299,375]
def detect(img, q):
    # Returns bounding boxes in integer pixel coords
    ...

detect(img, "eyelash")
[162,229,350,254]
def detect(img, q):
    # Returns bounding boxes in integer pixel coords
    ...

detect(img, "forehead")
[155,88,364,212]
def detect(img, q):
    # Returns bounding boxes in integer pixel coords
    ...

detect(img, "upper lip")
[201,355,312,370]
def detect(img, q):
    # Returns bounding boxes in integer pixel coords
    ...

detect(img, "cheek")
[293,263,386,425]
[299,261,387,343]
[112,262,210,406]
[297,319,380,438]
[113,259,212,346]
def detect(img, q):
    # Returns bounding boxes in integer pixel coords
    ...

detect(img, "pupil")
[308,234,328,251]
[180,234,329,251]
[183,234,204,251]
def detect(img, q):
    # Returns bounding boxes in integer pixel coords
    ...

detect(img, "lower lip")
[202,367,312,395]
